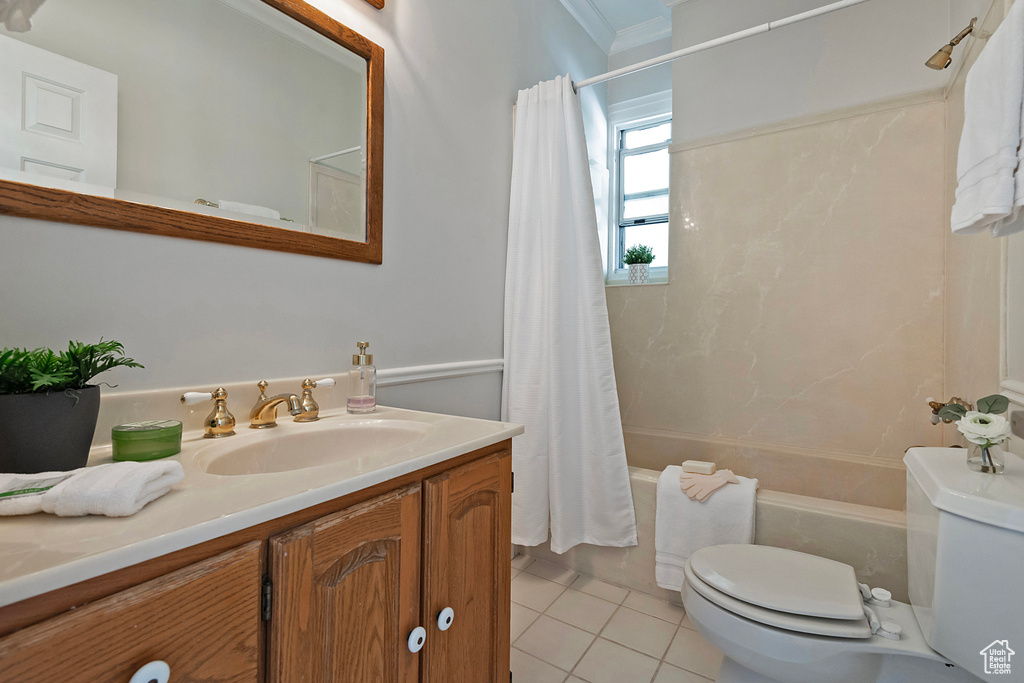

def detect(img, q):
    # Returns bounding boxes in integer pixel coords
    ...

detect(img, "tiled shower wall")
[606,97,948,462]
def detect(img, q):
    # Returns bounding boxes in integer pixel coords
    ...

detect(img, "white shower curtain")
[502,75,637,554]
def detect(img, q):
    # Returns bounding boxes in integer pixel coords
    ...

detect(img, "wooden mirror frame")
[0,0,384,264]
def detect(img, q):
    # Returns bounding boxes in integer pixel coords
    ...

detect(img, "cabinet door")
[423,451,512,682]
[268,484,421,683]
[0,541,262,682]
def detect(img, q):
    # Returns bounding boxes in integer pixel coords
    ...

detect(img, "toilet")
[681,447,1024,683]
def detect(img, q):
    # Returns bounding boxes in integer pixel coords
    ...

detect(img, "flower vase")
[628,263,650,285]
[967,442,1005,474]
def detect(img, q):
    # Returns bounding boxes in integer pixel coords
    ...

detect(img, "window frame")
[605,93,672,286]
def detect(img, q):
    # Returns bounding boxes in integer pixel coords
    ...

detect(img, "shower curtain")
[502,75,637,554]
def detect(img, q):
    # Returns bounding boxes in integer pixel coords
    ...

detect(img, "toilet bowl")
[679,448,1024,683]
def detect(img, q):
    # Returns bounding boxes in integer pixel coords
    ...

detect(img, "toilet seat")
[684,545,873,639]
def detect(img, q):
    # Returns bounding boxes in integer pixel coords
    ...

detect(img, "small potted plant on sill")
[0,340,143,474]
[623,244,655,285]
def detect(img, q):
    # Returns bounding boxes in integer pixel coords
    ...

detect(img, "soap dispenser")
[348,342,376,413]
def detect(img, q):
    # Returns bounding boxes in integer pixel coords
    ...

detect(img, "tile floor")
[511,555,724,683]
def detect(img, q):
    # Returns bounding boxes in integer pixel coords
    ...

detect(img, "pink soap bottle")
[347,341,376,413]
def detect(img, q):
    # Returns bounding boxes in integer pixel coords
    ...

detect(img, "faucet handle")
[180,387,236,438]
[295,377,335,423]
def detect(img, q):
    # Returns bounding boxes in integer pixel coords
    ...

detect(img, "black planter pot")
[0,385,101,474]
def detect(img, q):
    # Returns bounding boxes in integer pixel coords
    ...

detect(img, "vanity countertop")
[0,406,523,608]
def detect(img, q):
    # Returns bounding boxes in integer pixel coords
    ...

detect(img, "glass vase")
[967,442,1005,474]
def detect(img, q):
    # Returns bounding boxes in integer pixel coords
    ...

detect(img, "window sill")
[605,267,668,287]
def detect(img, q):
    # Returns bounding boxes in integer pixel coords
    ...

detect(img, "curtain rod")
[573,0,875,91]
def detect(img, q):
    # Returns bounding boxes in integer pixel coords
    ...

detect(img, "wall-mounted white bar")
[310,145,362,163]
[573,0,875,91]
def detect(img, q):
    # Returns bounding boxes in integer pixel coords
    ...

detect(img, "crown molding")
[663,0,700,8]
[609,16,672,54]
[559,0,616,52]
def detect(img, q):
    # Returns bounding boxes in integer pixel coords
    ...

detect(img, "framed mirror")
[0,0,384,263]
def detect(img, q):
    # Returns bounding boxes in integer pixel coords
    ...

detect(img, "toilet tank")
[905,447,1024,680]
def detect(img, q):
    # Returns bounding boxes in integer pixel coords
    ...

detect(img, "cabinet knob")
[129,660,170,683]
[407,626,427,653]
[437,606,455,631]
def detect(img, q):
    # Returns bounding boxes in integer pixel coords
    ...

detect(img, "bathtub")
[520,427,909,602]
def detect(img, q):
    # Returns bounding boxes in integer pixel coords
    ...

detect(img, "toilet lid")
[684,559,873,639]
[689,545,865,621]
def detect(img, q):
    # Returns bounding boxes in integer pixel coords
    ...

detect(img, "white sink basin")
[195,419,432,476]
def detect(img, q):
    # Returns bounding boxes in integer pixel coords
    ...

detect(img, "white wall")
[671,0,954,144]
[0,0,608,420]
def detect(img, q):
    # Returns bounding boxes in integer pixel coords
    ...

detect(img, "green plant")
[0,340,142,395]
[936,394,1009,422]
[623,244,655,265]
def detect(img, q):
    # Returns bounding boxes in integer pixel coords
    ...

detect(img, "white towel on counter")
[951,0,1024,237]
[655,465,757,591]
[217,199,281,220]
[0,461,184,517]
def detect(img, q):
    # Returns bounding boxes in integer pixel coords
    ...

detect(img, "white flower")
[956,411,1012,446]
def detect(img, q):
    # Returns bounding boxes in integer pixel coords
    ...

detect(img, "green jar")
[111,420,182,461]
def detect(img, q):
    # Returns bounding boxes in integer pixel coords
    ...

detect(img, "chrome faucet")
[250,380,304,429]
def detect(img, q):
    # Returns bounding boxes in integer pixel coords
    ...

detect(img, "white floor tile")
[515,615,595,672]
[680,613,696,631]
[511,647,569,683]
[512,572,568,612]
[601,606,677,659]
[570,575,629,604]
[512,553,536,571]
[545,588,618,634]
[525,558,580,586]
[663,627,723,680]
[653,662,714,683]
[572,638,660,683]
[511,602,541,643]
[623,591,687,625]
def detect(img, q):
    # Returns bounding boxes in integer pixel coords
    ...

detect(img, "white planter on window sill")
[606,265,668,287]
[627,263,650,284]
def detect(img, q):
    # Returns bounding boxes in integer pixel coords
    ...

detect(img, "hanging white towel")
[217,199,281,220]
[655,465,757,591]
[502,75,637,554]
[951,1,1024,237]
[0,461,184,517]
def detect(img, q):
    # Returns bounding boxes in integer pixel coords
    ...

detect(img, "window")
[615,117,670,273]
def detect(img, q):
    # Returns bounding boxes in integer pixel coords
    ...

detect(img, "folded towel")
[679,469,739,502]
[217,199,281,220]
[0,461,184,517]
[655,465,757,591]
[951,0,1024,237]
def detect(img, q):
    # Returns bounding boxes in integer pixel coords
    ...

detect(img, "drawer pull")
[129,660,170,683]
[407,626,427,653]
[437,606,455,631]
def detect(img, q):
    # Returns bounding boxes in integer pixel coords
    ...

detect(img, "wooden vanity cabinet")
[0,444,512,683]
[267,483,423,683]
[266,451,512,683]
[0,542,263,682]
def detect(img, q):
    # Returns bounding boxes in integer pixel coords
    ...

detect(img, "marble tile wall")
[606,100,948,464]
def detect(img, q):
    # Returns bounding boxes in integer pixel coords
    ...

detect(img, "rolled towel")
[217,199,281,220]
[679,469,739,502]
[0,461,184,517]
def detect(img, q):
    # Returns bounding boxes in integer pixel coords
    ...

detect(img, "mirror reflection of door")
[0,34,118,193]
